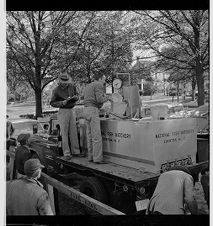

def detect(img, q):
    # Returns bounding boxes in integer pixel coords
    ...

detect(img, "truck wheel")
[80,177,108,204]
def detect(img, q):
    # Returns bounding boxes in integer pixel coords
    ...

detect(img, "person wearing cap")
[50,73,80,160]
[14,133,32,178]
[6,159,53,215]
[146,166,198,215]
[83,72,112,164]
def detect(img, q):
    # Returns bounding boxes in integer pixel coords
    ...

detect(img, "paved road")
[142,96,192,105]
[7,96,192,119]
[7,104,55,119]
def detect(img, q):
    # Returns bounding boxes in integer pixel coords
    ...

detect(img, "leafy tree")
[133,10,209,106]
[52,11,98,78]
[6,11,82,117]
[131,58,154,81]
[7,49,33,101]
[155,45,197,99]
[66,11,133,86]
[100,12,133,85]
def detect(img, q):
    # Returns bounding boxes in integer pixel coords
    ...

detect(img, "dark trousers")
[152,211,163,215]
[201,174,209,208]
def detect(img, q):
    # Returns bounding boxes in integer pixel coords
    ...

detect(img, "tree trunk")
[193,12,205,107]
[195,63,205,106]
[87,68,91,83]
[35,89,42,118]
[177,81,179,103]
[196,74,205,106]
[191,77,196,101]
[183,83,186,101]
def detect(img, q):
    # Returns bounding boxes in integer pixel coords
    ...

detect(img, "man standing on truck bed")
[50,73,80,160]
[146,166,198,215]
[83,72,112,164]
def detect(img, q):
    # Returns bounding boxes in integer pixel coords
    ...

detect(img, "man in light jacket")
[146,166,198,215]
[83,72,112,164]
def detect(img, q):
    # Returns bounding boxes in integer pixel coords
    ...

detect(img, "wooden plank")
[41,172,125,215]
[46,184,56,215]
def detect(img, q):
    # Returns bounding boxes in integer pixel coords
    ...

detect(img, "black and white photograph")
[5,7,210,226]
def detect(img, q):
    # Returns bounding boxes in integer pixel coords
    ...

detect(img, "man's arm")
[95,83,111,104]
[50,89,66,108]
[64,84,78,103]
[37,192,54,215]
[184,176,198,214]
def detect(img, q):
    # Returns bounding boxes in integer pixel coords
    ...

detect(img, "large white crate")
[101,118,197,173]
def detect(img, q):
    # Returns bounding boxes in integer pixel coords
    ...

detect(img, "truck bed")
[55,156,208,187]
[55,156,159,186]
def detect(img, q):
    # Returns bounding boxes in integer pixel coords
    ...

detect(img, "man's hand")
[62,97,71,106]
[72,95,79,101]
[185,199,198,215]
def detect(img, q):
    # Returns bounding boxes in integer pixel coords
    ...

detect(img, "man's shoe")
[73,153,86,157]
[64,155,72,161]
[94,161,107,164]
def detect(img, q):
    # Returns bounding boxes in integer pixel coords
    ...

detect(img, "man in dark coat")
[14,133,32,178]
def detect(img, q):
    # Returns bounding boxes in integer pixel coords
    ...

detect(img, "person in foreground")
[6,159,54,215]
[83,72,112,164]
[146,166,198,215]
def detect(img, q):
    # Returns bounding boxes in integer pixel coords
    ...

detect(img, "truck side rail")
[6,150,125,215]
[41,172,125,215]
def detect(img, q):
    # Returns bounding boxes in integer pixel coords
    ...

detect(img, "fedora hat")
[58,73,71,84]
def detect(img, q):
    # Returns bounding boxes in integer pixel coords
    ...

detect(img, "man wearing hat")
[14,133,32,178]
[6,159,53,215]
[146,166,198,215]
[50,73,80,160]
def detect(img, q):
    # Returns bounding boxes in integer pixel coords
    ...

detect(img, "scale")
[111,73,141,118]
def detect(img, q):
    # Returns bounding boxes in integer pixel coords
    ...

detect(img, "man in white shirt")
[146,166,198,215]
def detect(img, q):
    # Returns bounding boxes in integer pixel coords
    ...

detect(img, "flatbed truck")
[28,116,209,214]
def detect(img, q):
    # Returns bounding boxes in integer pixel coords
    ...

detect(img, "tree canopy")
[132,10,209,105]
[7,10,209,117]
[7,11,133,116]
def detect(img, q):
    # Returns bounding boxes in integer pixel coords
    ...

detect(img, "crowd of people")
[6,72,209,216]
